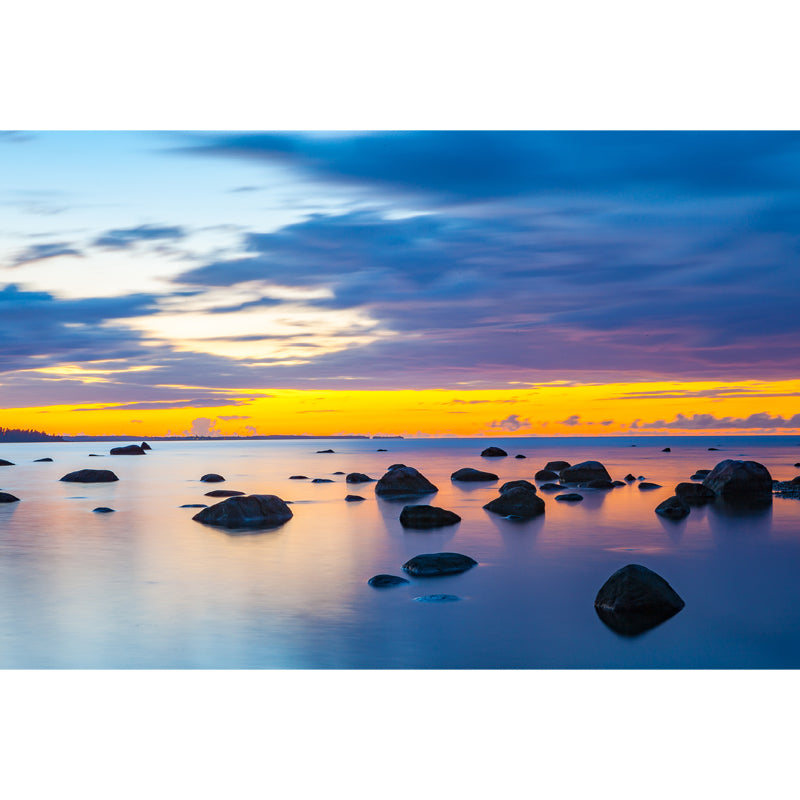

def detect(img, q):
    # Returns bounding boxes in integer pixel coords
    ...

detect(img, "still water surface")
[1,436,799,668]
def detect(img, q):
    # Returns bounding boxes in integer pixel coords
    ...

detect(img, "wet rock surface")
[545,460,570,472]
[535,469,559,481]
[399,504,461,529]
[34,458,53,462]
[192,494,293,530]
[559,461,611,483]
[0,460,15,466]
[414,594,460,602]
[345,494,365,502]
[375,466,438,497]
[402,552,478,576]
[92,507,116,513]
[483,485,545,518]
[60,469,118,483]
[702,459,773,500]
[638,482,662,490]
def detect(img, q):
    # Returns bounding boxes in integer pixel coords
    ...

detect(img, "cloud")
[600,419,614,426]
[9,242,83,266]
[244,425,257,435]
[93,224,187,249]
[490,413,531,431]
[218,414,250,420]
[189,417,218,436]
[560,415,581,426]
[79,398,249,411]
[640,412,800,430]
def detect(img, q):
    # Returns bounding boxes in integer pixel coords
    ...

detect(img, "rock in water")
[345,494,365,502]
[200,473,225,482]
[60,469,119,483]
[480,447,507,457]
[624,474,636,482]
[368,574,410,587]
[0,459,15,466]
[0,492,20,503]
[514,454,526,459]
[375,466,438,497]
[674,482,715,504]
[110,444,146,455]
[535,469,559,481]
[702,459,773,500]
[204,489,245,497]
[346,473,374,483]
[638,482,662,490]
[544,460,570,472]
[451,467,498,482]
[555,493,583,502]
[500,480,537,494]
[662,447,671,452]
[594,564,685,636]
[483,485,545,518]
[402,552,478,576]
[289,475,308,480]
[655,496,690,520]
[538,483,565,491]
[316,449,335,454]
[414,594,460,602]
[140,441,152,450]
[92,507,116,513]
[399,505,461,529]
[34,458,53,462]
[579,479,614,489]
[192,494,293,530]
[559,461,611,483]
[312,478,334,483]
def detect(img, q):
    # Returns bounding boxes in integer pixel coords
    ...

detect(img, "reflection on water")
[0,435,799,667]
[595,605,683,637]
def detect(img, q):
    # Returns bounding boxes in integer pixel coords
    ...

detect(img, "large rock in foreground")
[483,485,545,518]
[0,492,20,503]
[402,552,478,576]
[192,494,293,530]
[60,469,119,483]
[451,467,498,482]
[702,459,773,500]
[399,505,461,529]
[594,564,685,636]
[110,444,146,455]
[375,466,438,497]
[560,461,611,483]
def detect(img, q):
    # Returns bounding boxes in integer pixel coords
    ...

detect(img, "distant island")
[0,427,64,443]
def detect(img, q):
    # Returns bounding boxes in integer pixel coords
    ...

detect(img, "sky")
[2,130,800,437]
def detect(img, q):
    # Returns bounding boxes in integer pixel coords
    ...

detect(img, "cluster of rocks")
[368,551,478,602]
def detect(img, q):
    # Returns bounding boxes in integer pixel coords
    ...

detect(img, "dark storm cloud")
[92,224,187,249]
[182,131,800,200]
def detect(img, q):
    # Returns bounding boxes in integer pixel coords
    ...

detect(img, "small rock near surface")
[204,489,245,497]
[402,552,478,576]
[480,447,508,457]
[92,507,116,513]
[399,504,461,529]
[500,479,537,494]
[60,469,119,483]
[34,458,53,462]
[451,467,498,482]
[0,459,15,466]
[368,574,409,588]
[544,460,570,472]
[638,482,662,490]
[655,496,690,520]
[414,594,460,602]
[556,493,583,502]
[200,474,225,483]
[346,473,374,483]
[345,494,365,502]
[675,482,715,504]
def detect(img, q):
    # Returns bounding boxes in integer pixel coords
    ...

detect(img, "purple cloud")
[490,414,531,431]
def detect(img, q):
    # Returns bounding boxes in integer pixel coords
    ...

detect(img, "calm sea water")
[0,435,799,668]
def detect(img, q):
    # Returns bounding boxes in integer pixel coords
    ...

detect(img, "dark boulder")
[333,472,345,475]
[544,460,570,472]
[514,454,526,459]
[200,474,225,483]
[34,458,53,462]
[451,467,498,482]
[387,464,406,471]
[376,448,388,452]
[655,496,690,520]
[675,482,715,504]
[500,479,537,494]
[289,475,308,480]
[794,463,800,468]
[0,492,20,503]
[312,478,334,483]
[368,574,409,588]
[483,485,545,518]
[556,493,583,502]
[538,482,565,491]
[192,494,293,530]
[204,489,245,497]
[480,447,507,457]
[141,441,152,450]
[692,469,711,477]
[662,447,671,452]
[346,473,374,483]
[399,504,461,529]
[611,480,627,487]
[594,564,685,636]
[560,461,611,483]
[110,444,146,455]
[638,482,662,490]
[60,469,118,483]
[375,466,438,498]
[402,552,478,576]
[708,447,719,451]
[345,494,365,502]
[535,469,559,481]
[92,507,116,513]
[579,479,614,489]
[624,474,636,482]
[180,504,208,508]
[88,454,103,457]
[316,449,335,453]
[0,459,15,466]
[702,459,773,500]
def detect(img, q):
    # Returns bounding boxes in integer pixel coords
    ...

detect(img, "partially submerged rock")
[141,441,152,450]
[500,479,537,494]
[346,473,374,483]
[92,507,116,513]
[579,478,614,489]
[368,574,409,588]
[0,492,20,503]
[110,444,146,455]
[192,494,293,530]
[0,459,15,466]
[481,447,507,457]
[483,485,545,518]
[451,467,498,482]
[289,475,308,480]
[399,505,461,529]
[34,458,53,462]
[538,482,565,491]
[312,478,334,483]
[624,474,636,482]
[204,489,245,497]
[535,469,559,481]
[675,482,715,504]
[556,493,583,502]
[345,494,365,502]
[180,504,208,508]
[200,474,225,483]
[662,447,671,452]
[544,460,570,472]
[594,564,685,636]
[702,459,773,500]
[60,469,118,483]
[316,449,335,453]
[638,482,662,490]
[402,552,478,576]
[514,454,526,459]
[560,461,611,483]
[414,594,460,602]
[375,466,438,498]
[655,496,690,520]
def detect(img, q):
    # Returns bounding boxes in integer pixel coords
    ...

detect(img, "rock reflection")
[595,605,683,637]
